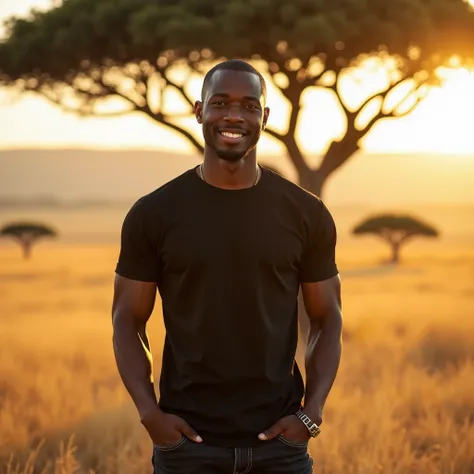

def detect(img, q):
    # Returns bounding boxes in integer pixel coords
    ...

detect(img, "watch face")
[309,423,321,437]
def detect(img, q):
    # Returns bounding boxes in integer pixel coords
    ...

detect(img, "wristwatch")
[295,410,321,438]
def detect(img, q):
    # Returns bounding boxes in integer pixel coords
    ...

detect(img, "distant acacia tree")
[352,214,439,264]
[0,222,57,259]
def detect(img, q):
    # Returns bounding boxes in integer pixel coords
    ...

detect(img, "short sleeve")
[299,201,339,283]
[115,199,161,282]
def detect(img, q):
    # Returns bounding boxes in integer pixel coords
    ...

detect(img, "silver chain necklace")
[199,164,261,187]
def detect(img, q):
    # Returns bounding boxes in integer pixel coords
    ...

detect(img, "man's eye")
[213,101,225,106]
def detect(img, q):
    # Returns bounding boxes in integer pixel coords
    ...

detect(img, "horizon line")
[1,146,474,158]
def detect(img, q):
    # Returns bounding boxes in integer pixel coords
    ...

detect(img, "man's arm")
[112,274,202,444]
[300,274,343,426]
[257,275,342,442]
[112,274,159,420]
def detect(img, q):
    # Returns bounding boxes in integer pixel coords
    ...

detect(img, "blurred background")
[1,1,474,473]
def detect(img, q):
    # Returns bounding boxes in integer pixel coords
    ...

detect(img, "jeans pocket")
[277,435,308,449]
[153,436,187,452]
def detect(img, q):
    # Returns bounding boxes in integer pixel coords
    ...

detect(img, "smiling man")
[112,59,343,474]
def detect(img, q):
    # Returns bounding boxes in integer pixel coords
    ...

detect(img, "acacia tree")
[352,214,438,264]
[1,0,474,196]
[0,222,57,259]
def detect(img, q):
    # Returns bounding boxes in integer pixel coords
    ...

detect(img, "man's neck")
[200,151,259,190]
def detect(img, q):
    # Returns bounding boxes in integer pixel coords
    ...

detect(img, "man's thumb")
[258,422,282,441]
[179,421,203,443]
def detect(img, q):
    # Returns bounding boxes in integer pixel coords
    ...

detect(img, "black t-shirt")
[115,166,338,447]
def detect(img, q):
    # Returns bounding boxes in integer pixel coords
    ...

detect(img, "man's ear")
[194,101,203,124]
[262,107,270,130]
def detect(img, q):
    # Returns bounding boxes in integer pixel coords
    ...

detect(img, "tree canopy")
[353,214,438,236]
[352,213,439,263]
[1,0,473,196]
[1,222,57,259]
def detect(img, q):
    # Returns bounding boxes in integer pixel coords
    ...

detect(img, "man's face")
[195,70,269,162]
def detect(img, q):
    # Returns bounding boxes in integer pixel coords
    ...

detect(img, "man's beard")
[214,146,253,162]
[204,129,261,162]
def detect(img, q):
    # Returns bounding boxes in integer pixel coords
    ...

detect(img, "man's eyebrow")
[244,96,262,102]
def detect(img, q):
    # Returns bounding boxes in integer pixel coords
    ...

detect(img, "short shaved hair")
[201,59,267,102]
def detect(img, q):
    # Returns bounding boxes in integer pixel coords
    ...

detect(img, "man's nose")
[224,105,244,123]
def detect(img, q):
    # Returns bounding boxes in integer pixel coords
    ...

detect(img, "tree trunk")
[390,241,401,264]
[22,241,32,260]
[298,167,326,197]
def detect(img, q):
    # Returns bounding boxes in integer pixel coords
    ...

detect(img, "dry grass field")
[1,226,473,473]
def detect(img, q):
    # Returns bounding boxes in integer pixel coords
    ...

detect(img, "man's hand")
[141,408,203,446]
[258,415,310,442]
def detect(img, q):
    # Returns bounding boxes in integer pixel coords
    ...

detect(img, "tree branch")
[265,66,310,176]
[391,83,428,116]
[326,77,354,122]
[26,73,205,155]
[96,76,146,109]
[355,77,408,117]
[264,127,285,142]
[363,80,428,134]
[36,88,135,117]
[390,96,424,119]
[316,72,430,182]
[285,92,301,139]
[283,102,310,176]
[108,69,203,153]
[142,105,204,154]
[318,129,360,180]
[399,231,416,244]
[162,70,195,109]
[266,68,304,139]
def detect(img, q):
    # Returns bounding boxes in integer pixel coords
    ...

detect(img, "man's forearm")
[303,311,342,424]
[112,314,159,420]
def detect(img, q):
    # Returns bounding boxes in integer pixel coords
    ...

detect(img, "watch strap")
[295,410,321,438]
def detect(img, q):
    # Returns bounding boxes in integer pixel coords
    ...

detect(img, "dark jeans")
[152,436,313,474]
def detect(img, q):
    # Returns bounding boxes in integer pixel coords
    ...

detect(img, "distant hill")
[0,148,201,206]
[0,196,129,209]
[1,147,474,206]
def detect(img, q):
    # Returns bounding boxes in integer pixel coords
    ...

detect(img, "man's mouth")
[219,131,245,139]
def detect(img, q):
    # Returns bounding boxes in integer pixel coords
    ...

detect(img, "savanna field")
[1,205,473,474]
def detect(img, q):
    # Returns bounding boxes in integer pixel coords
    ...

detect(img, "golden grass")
[0,243,473,474]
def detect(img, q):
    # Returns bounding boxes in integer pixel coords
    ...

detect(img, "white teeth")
[221,132,243,138]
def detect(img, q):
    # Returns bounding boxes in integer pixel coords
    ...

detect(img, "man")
[112,59,342,474]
